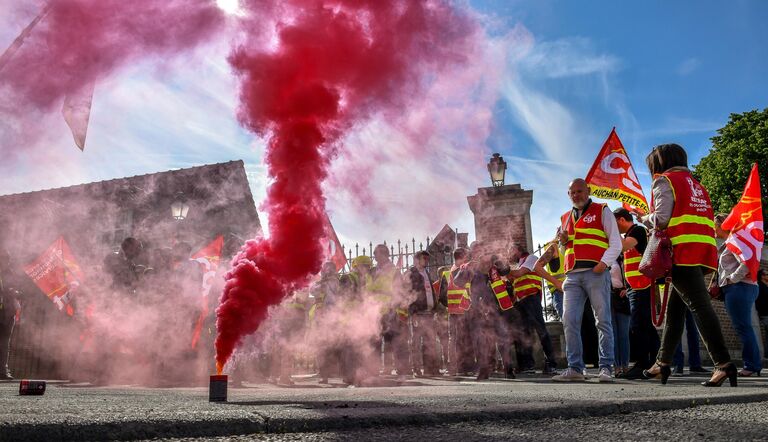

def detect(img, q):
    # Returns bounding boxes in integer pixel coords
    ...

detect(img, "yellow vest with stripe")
[561,202,609,272]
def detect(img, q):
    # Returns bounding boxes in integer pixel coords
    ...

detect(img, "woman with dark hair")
[715,213,762,376]
[637,143,736,387]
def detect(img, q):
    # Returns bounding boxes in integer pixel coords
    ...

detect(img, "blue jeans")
[552,289,564,320]
[611,308,631,368]
[673,309,702,370]
[563,270,614,371]
[723,282,762,372]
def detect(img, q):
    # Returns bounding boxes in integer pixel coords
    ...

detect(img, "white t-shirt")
[518,254,538,272]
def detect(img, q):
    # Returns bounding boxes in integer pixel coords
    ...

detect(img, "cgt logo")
[583,214,597,224]
[600,152,643,195]
[686,177,704,198]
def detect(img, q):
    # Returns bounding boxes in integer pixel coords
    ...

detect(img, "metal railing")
[338,237,562,323]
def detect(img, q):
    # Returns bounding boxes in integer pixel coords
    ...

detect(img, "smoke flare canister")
[19,380,46,396]
[209,375,227,402]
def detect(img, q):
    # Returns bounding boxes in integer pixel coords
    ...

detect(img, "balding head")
[568,178,590,209]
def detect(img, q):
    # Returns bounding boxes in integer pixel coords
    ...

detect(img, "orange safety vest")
[512,255,543,300]
[489,266,514,310]
[658,170,718,271]
[623,246,651,290]
[441,270,471,314]
[561,202,609,272]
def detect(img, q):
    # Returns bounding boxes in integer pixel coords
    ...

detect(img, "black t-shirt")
[626,224,648,255]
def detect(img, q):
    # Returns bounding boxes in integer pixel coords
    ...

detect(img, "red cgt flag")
[190,235,224,349]
[721,164,764,282]
[23,236,83,317]
[585,128,649,215]
[323,213,348,272]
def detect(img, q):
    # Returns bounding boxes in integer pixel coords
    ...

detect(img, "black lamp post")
[171,193,190,221]
[487,153,507,187]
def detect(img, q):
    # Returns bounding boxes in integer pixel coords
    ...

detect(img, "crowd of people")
[238,143,767,387]
[1,143,767,388]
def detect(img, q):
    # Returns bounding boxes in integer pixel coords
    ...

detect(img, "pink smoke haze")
[215,0,476,371]
[0,0,224,111]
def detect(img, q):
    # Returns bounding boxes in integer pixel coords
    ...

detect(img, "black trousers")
[658,266,730,366]
[449,314,474,373]
[380,314,410,375]
[627,287,660,368]
[516,294,557,368]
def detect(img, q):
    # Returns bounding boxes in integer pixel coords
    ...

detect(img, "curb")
[3,392,768,441]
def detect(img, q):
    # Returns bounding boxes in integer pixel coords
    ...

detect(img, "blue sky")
[1,1,766,252]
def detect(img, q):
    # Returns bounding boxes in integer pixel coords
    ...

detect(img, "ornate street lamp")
[487,153,507,187]
[171,193,190,220]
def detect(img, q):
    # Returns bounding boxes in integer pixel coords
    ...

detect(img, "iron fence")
[338,237,562,323]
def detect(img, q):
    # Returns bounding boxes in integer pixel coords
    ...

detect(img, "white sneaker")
[598,367,614,383]
[551,367,586,382]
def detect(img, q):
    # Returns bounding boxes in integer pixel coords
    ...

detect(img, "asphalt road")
[3,372,768,441]
[154,401,768,441]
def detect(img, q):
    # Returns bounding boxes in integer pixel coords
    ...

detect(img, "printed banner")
[190,235,224,349]
[585,128,649,214]
[23,236,83,317]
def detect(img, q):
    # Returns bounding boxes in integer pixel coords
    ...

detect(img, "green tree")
[694,108,768,218]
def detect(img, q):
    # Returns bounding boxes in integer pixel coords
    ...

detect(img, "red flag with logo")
[585,128,649,215]
[323,213,348,272]
[23,236,83,317]
[190,235,224,349]
[721,164,764,282]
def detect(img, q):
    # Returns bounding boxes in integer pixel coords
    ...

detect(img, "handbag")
[640,229,674,327]
[639,229,673,280]
[707,274,722,300]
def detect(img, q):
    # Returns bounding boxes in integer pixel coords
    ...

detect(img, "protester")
[438,247,474,376]
[370,244,409,379]
[552,178,621,383]
[407,250,444,377]
[671,311,708,376]
[535,241,566,320]
[612,208,660,379]
[310,262,342,384]
[637,143,736,387]
[756,269,768,357]
[0,249,22,380]
[454,242,504,380]
[715,214,762,377]
[506,243,559,375]
[609,259,630,378]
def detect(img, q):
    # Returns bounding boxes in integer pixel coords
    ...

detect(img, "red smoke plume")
[0,0,223,111]
[215,0,474,371]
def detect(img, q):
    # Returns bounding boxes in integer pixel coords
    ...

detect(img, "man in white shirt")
[552,178,622,383]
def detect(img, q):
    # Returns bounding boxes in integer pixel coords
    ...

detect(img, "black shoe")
[689,366,711,374]
[623,364,648,380]
[505,368,516,379]
[0,373,13,381]
[643,363,672,384]
[702,363,737,387]
[542,365,558,376]
[476,368,490,381]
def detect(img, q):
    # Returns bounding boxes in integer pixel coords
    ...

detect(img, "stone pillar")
[467,184,533,253]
